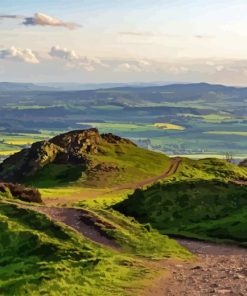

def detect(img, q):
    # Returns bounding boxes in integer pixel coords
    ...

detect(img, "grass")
[166,157,247,182]
[173,154,247,159]
[0,150,20,156]
[153,123,185,131]
[25,164,87,188]
[23,138,171,189]
[205,131,247,136]
[0,203,190,295]
[76,203,191,259]
[114,180,247,245]
[89,142,170,186]
[4,140,36,145]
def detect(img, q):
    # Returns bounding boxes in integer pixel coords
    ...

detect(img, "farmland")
[1,83,247,162]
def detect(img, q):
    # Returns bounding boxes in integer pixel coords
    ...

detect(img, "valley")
[1,83,247,162]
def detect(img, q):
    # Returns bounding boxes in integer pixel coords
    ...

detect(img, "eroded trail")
[36,206,120,250]
[146,239,247,296]
[113,157,181,191]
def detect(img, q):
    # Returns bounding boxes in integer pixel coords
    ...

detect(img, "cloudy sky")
[1,0,247,85]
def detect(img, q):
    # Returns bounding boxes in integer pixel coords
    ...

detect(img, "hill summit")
[0,128,169,187]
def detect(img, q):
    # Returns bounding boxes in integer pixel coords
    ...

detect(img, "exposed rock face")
[0,183,42,203]
[0,128,136,183]
[101,133,136,146]
[50,128,102,156]
[0,141,65,182]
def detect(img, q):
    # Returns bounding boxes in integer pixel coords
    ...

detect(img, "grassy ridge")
[114,180,247,245]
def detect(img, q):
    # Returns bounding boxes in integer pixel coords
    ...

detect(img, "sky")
[1,0,247,85]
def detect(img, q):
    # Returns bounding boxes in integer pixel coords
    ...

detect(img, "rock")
[217,289,232,294]
[0,182,42,203]
[191,265,202,270]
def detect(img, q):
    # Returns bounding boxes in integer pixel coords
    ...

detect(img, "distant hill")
[1,81,175,91]
[89,82,247,103]
[0,82,56,91]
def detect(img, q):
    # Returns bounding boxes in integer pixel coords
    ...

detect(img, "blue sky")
[1,0,247,85]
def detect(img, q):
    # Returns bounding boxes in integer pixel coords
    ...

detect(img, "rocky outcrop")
[0,141,65,182]
[0,128,136,183]
[101,133,137,146]
[0,183,42,203]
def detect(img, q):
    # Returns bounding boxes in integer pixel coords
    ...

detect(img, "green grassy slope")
[166,157,247,182]
[0,203,190,295]
[114,180,247,245]
[75,203,190,259]
[86,142,171,187]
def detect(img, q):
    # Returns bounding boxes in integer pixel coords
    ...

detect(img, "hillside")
[166,157,247,182]
[0,82,56,92]
[1,129,247,294]
[114,179,247,245]
[0,202,190,295]
[0,128,170,188]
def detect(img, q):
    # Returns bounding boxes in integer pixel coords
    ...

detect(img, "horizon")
[0,80,247,89]
[1,1,247,85]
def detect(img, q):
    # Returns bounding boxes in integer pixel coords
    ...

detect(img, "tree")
[225,152,233,163]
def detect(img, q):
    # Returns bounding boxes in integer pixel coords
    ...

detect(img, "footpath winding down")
[146,239,247,296]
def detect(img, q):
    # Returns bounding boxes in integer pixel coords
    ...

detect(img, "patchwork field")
[1,83,247,162]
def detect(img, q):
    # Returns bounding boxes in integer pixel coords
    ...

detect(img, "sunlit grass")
[153,123,185,130]
[0,150,20,156]
[205,131,247,136]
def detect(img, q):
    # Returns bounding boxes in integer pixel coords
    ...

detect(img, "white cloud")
[168,66,189,74]
[50,46,78,61]
[23,13,81,30]
[0,46,39,64]
[49,46,105,71]
[115,63,142,73]
[115,60,152,73]
[0,13,81,30]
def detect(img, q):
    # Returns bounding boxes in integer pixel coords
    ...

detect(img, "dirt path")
[35,206,120,250]
[1,159,182,250]
[43,157,182,206]
[146,239,247,296]
[3,200,120,251]
[112,157,181,191]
